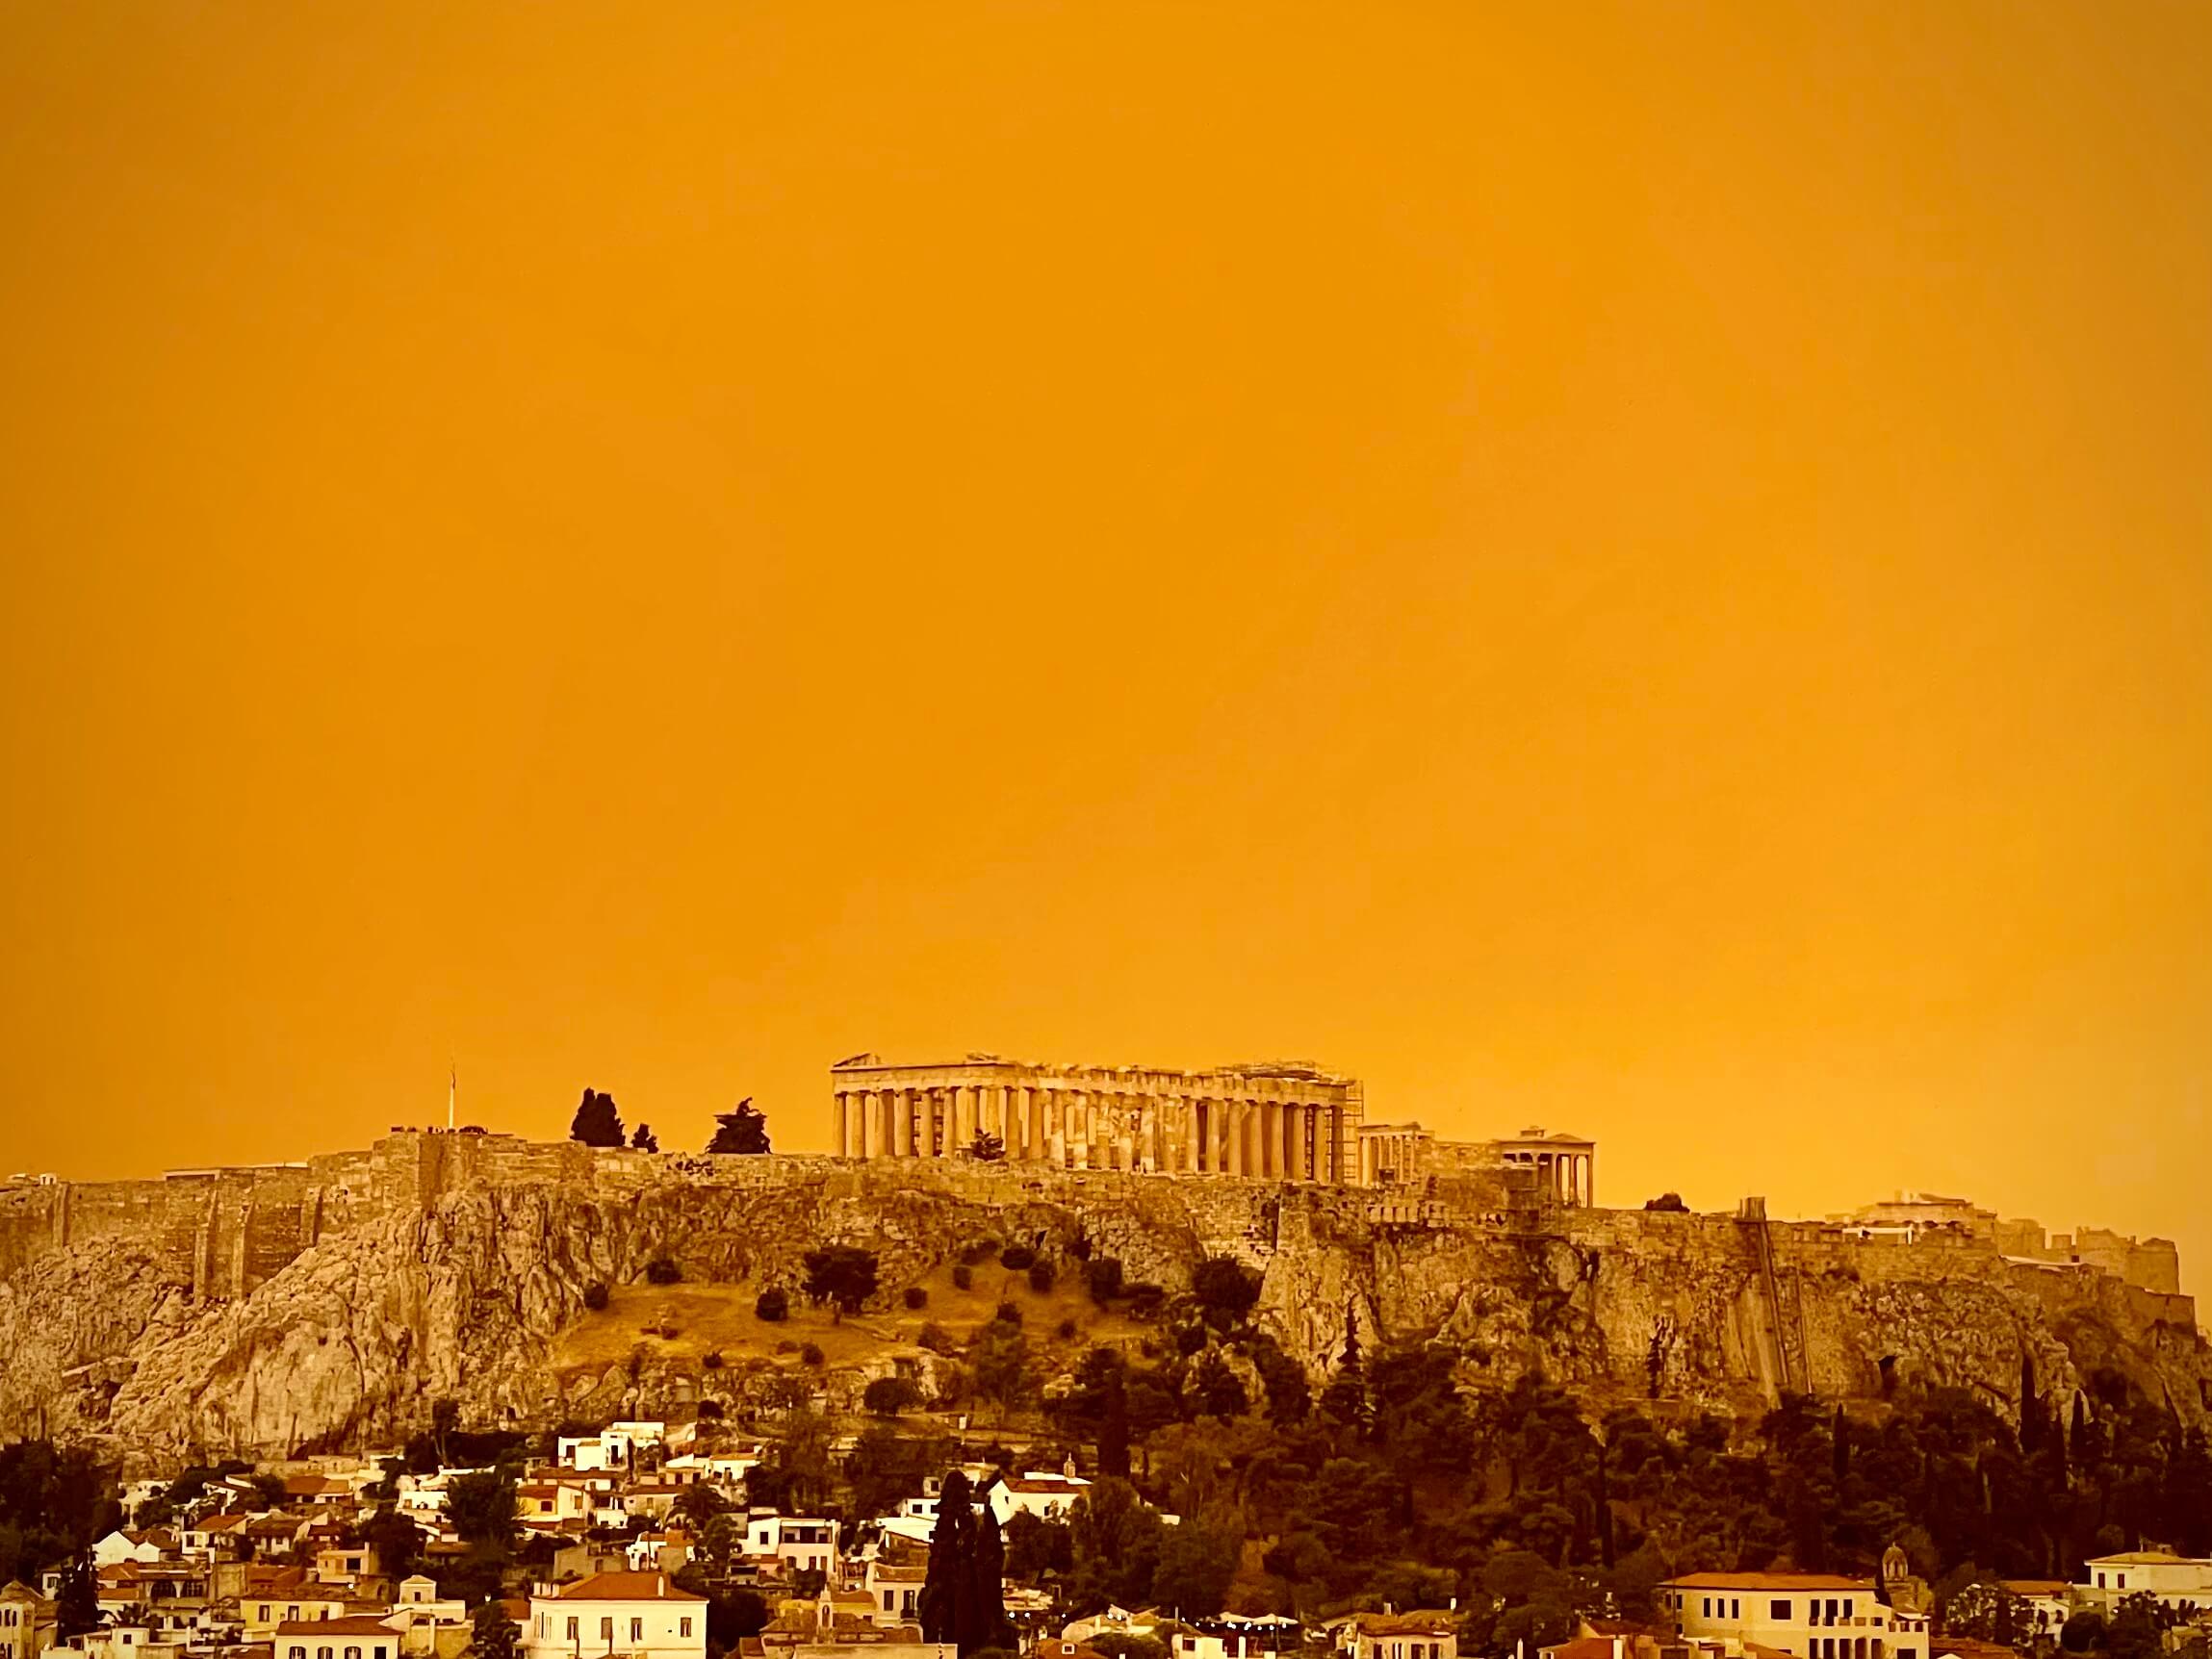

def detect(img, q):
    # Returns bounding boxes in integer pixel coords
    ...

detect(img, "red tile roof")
[1664,1574,1873,1591]
[553,1572,707,1602]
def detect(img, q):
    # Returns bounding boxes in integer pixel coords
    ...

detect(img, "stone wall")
[0,1133,2203,1468]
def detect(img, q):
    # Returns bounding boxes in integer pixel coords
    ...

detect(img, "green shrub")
[756,1288,789,1322]
[644,1256,682,1286]
[582,1282,610,1311]
[904,1287,929,1309]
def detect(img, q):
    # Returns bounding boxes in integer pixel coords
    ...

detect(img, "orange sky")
[1,3,2206,1290]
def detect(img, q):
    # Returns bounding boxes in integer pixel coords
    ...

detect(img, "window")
[1773,1601,1792,1621]
[1732,1601,1740,1620]
[260,1608,272,1622]
[2096,1574,2106,1589]
[566,1619,579,1641]
[288,1647,305,1659]
[1703,1600,1712,1619]
[345,1646,361,1659]
[601,1619,614,1641]
[1845,1602,1854,1621]
[631,1621,644,1643]
[681,1620,692,1640]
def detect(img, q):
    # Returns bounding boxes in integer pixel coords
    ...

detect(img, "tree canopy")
[568,1088,625,1148]
[803,1244,880,1316]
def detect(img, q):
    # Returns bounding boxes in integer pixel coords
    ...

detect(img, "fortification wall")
[0,1132,2192,1332]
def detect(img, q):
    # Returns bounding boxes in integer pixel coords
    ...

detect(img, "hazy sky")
[2,3,2205,1289]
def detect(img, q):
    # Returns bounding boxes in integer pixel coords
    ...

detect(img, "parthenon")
[829,1054,1364,1182]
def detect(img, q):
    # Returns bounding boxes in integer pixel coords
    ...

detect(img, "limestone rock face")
[0,1153,2201,1471]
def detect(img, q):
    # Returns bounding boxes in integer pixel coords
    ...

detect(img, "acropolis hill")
[0,1055,2202,1472]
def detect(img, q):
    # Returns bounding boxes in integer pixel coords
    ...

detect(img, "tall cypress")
[919,1469,975,1648]
[2019,1352,2041,1451]
[1320,1301,1368,1432]
[1099,1362,1131,1481]
[966,1501,1015,1654]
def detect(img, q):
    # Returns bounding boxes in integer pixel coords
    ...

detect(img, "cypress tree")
[1320,1301,1368,1432]
[56,1555,97,1642]
[569,1088,625,1148]
[1099,1362,1131,1481]
[2020,1352,2042,1452]
[919,1469,974,1648]
[966,1501,1015,1653]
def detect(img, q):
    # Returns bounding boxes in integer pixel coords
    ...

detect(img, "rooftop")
[551,1572,707,1602]
[1664,1573,1874,1591]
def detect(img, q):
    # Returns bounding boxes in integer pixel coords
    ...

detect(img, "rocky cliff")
[0,1146,2202,1472]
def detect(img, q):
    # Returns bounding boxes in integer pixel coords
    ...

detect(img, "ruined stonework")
[0,1134,2201,1471]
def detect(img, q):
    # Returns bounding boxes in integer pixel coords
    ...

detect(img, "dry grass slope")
[551,1255,1153,1384]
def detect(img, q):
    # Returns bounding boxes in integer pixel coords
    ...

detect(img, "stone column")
[1259,1102,1277,1178]
[888,1088,909,1158]
[1181,1097,1199,1172]
[858,1089,878,1158]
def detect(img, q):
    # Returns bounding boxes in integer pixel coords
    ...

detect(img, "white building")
[1999,1580,2071,1642]
[558,1424,670,1473]
[2080,1552,2212,1609]
[275,1615,403,1659]
[0,1584,52,1659]
[983,1472,1090,1527]
[743,1516,838,1578]
[518,1483,598,1526]
[525,1570,707,1659]
[1660,1574,1929,1659]
[1338,1612,1456,1659]
[91,1532,171,1570]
